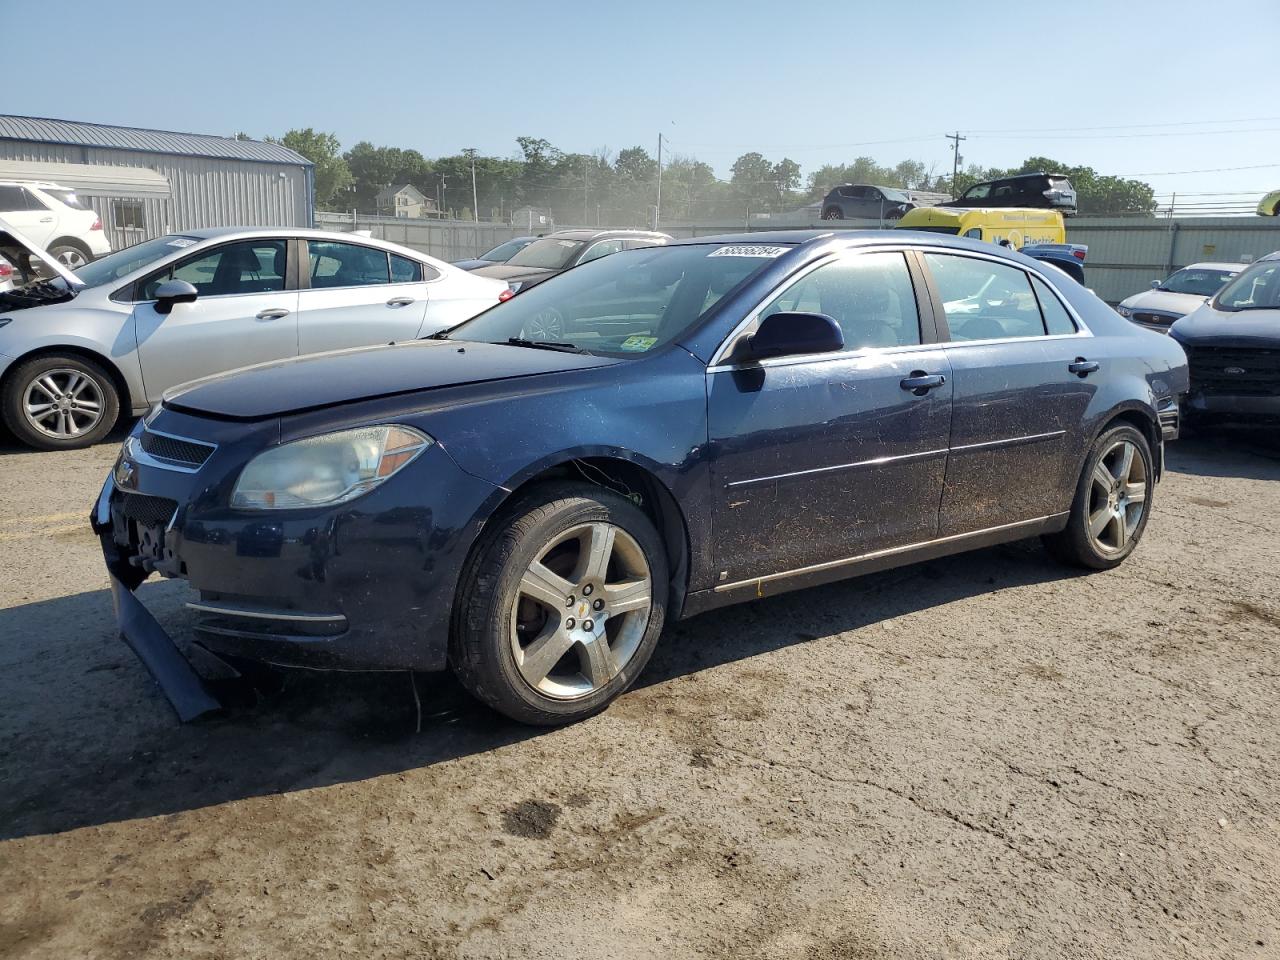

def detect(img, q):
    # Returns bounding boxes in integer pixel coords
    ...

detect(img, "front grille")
[1187,345,1280,397]
[1133,311,1177,327]
[119,492,178,527]
[139,430,214,467]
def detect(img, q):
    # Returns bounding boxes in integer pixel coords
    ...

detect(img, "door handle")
[386,297,415,307]
[256,308,290,321]
[1068,358,1099,377]
[900,371,946,396]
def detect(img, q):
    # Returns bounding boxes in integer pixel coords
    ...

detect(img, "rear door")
[919,250,1097,536]
[707,248,953,583]
[297,239,434,354]
[0,186,57,249]
[132,238,299,400]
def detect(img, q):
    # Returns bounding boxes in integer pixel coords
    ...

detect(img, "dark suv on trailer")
[820,184,914,221]
[942,172,1077,216]
[1171,251,1280,426]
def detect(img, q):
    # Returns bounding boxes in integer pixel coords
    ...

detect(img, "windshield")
[445,242,789,357]
[1214,261,1280,312]
[73,235,197,288]
[480,237,534,262]
[506,237,587,270]
[1158,267,1237,296]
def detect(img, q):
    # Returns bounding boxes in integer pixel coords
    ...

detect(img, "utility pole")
[583,158,590,225]
[439,174,448,218]
[655,132,664,230]
[464,149,479,222]
[945,131,966,192]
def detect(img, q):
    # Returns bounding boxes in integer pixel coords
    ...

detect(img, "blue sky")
[15,0,1280,201]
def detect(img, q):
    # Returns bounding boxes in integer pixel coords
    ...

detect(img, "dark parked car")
[470,229,670,294]
[97,231,1187,725]
[942,172,1077,216]
[451,236,538,272]
[821,184,914,221]
[1170,251,1280,427]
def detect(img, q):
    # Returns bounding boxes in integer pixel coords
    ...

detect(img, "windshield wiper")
[504,337,583,353]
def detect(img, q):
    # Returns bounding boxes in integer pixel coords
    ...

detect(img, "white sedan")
[0,222,509,449]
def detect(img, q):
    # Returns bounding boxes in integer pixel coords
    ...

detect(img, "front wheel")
[1043,424,1154,569]
[451,483,668,725]
[821,206,843,221]
[2,354,120,449]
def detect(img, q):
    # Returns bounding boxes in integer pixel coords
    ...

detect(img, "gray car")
[0,221,507,449]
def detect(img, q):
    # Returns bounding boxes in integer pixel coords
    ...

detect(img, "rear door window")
[308,240,391,288]
[924,253,1046,341]
[390,253,423,283]
[0,185,25,213]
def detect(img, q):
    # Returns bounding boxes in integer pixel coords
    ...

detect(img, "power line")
[1117,162,1280,177]
[976,127,1280,141]
[966,115,1280,134]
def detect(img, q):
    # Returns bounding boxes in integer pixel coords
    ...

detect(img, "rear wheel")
[47,240,92,271]
[1,354,120,450]
[1043,424,1154,569]
[821,206,843,221]
[451,483,668,725]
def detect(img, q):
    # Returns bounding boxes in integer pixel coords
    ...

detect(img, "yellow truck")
[895,206,1066,247]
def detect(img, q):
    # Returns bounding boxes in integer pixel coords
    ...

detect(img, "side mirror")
[154,279,198,315]
[1150,280,1161,289]
[737,311,844,362]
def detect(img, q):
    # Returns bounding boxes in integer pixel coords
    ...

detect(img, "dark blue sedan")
[95,231,1189,725]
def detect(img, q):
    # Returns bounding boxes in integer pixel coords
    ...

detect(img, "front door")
[133,238,299,401]
[707,250,953,583]
[919,251,1098,535]
[297,239,431,354]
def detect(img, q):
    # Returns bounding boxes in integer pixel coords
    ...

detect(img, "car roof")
[172,226,457,267]
[666,229,1037,260]
[1181,262,1248,271]
[0,180,64,189]
[544,229,671,241]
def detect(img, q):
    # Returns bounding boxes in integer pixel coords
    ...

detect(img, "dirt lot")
[1,426,1279,960]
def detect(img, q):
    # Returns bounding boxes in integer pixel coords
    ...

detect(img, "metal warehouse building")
[0,115,313,251]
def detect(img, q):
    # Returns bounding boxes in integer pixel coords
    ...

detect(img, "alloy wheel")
[1086,439,1148,554]
[509,521,653,700]
[22,368,105,439]
[527,308,564,341]
[54,248,88,270]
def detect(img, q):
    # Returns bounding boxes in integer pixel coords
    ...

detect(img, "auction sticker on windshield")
[619,335,658,352]
[708,245,788,258]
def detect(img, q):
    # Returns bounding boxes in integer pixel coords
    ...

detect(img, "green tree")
[615,146,658,182]
[267,128,352,210]
[343,142,433,211]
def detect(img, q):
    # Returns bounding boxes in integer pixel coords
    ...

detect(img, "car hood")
[1170,303,1280,346]
[469,263,557,284]
[0,217,83,287]
[162,339,619,420]
[1119,289,1208,315]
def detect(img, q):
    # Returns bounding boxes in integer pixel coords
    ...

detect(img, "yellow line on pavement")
[0,522,90,542]
[0,511,86,526]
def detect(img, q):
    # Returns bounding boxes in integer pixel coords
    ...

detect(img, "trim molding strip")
[713,512,1067,593]
[725,447,949,489]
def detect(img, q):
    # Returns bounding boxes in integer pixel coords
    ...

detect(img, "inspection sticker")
[707,244,788,258]
[619,335,658,352]
[167,238,198,248]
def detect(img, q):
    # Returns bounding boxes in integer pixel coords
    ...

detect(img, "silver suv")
[0,220,507,449]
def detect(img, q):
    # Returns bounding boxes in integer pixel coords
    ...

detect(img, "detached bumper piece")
[108,573,225,723]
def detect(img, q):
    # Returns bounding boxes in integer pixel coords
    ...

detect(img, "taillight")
[498,288,514,302]
[1072,249,1087,260]
[0,263,11,280]
[91,217,103,231]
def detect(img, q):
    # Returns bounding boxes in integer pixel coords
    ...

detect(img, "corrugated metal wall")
[0,140,310,249]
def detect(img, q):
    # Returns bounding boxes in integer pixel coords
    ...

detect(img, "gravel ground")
[1,425,1279,960]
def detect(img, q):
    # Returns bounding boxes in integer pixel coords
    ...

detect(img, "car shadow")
[0,419,134,456]
[0,539,1083,840]
[1166,427,1280,481]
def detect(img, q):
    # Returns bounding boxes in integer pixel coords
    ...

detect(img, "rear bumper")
[1184,392,1280,419]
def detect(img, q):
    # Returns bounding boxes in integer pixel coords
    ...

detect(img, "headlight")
[1116,305,1132,317]
[231,425,432,510]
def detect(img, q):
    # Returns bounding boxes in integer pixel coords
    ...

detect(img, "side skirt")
[680,512,1069,618]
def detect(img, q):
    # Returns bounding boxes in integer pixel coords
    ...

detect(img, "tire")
[821,207,843,221]
[450,482,669,725]
[47,240,92,271]
[1,353,120,450]
[1043,423,1154,570]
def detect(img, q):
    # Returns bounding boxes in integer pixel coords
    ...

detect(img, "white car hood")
[0,215,83,287]
[1118,288,1206,316]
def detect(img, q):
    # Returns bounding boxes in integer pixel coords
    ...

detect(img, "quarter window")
[1031,275,1077,335]
[143,240,287,300]
[759,251,922,350]
[308,240,391,288]
[924,253,1044,341]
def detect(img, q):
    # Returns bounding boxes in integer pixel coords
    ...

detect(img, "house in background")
[375,183,436,219]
